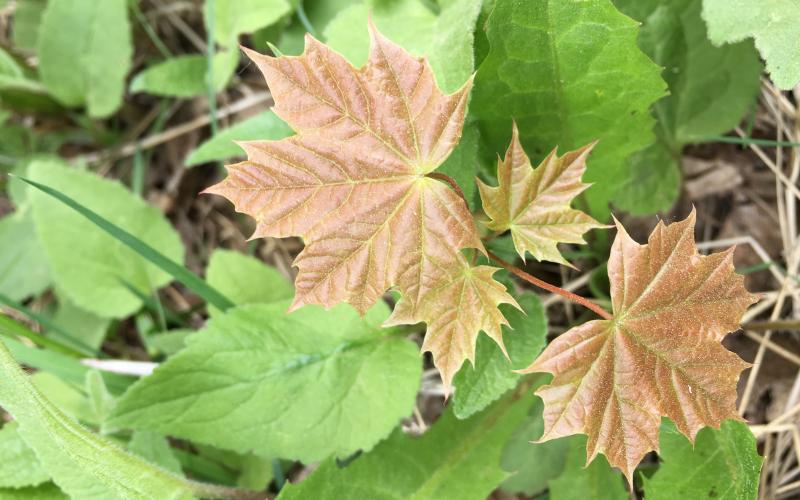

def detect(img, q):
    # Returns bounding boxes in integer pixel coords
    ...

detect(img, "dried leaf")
[478,124,605,266]
[206,24,515,388]
[520,211,757,482]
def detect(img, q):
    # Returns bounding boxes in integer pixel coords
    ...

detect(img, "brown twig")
[487,251,613,320]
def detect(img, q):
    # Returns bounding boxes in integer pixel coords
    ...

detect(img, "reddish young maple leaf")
[520,211,758,482]
[205,24,516,388]
[478,123,605,266]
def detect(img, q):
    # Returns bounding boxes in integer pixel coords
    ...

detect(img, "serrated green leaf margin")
[702,0,800,90]
[0,339,251,500]
[643,420,762,500]
[471,0,666,218]
[37,0,132,117]
[109,302,421,463]
[453,293,546,418]
[278,384,536,500]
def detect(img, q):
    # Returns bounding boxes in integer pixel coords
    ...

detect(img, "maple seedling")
[207,23,757,485]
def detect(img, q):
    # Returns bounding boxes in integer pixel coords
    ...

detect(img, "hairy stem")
[487,251,613,320]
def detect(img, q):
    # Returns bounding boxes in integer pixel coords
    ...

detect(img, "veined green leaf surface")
[453,293,546,418]
[643,420,762,500]
[110,302,422,462]
[278,386,537,500]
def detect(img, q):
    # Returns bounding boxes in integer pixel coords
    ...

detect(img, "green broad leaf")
[0,422,49,489]
[0,48,46,94]
[500,397,570,496]
[128,431,183,476]
[109,302,422,463]
[279,386,537,500]
[0,208,51,301]
[643,420,762,500]
[206,0,292,47]
[453,294,547,419]
[0,483,68,500]
[205,249,294,316]
[621,0,762,143]
[324,0,483,205]
[0,339,243,500]
[702,0,800,90]
[26,160,185,319]
[549,436,628,500]
[51,297,110,352]
[186,111,293,166]
[11,0,46,51]
[613,136,681,216]
[144,329,193,357]
[37,0,132,117]
[471,0,666,218]
[612,0,762,215]
[130,51,238,98]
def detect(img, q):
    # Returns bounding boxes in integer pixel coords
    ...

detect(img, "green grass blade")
[0,292,96,357]
[16,176,236,312]
[0,314,86,358]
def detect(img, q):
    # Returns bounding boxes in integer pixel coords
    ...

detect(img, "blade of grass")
[0,293,96,357]
[205,0,218,135]
[129,0,172,59]
[0,314,86,358]
[705,136,800,148]
[296,0,317,37]
[132,147,145,196]
[118,279,185,329]
[15,176,236,312]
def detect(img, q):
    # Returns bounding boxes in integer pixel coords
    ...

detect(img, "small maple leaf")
[386,250,519,389]
[477,123,606,266]
[205,24,516,387]
[520,210,758,482]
